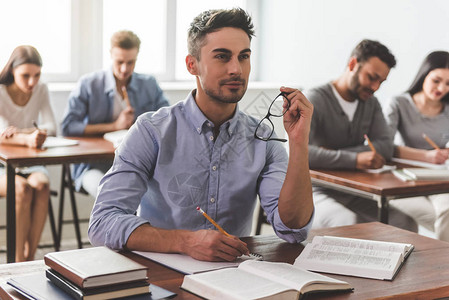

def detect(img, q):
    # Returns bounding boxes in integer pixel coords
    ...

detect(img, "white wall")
[257,0,449,104]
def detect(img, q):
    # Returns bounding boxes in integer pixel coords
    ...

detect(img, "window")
[0,0,254,83]
[102,0,167,76]
[0,0,72,80]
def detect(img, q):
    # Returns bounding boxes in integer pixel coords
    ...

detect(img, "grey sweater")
[307,83,393,170]
[385,93,449,149]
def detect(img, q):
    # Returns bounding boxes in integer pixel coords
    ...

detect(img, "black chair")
[255,205,270,235]
[56,163,90,250]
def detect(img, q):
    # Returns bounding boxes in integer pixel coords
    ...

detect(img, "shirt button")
[207,123,211,127]
[210,198,215,203]
[212,165,217,171]
[209,136,214,141]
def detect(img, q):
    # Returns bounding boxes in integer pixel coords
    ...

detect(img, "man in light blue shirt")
[89,8,314,262]
[61,30,169,196]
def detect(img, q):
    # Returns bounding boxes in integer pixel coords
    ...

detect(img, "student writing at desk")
[0,46,57,261]
[385,51,449,240]
[61,30,169,198]
[89,8,314,262]
[306,39,417,232]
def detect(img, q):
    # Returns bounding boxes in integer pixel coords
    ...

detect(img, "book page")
[238,260,350,293]
[182,268,297,300]
[294,236,414,280]
[317,236,412,256]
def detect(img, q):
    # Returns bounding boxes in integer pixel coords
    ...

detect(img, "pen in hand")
[121,86,132,109]
[364,134,377,153]
[196,206,264,260]
[422,133,440,150]
[32,120,39,130]
[196,207,231,237]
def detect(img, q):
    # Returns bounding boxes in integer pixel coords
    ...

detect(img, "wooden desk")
[123,222,449,299]
[310,169,449,224]
[0,137,115,263]
[1,222,448,299]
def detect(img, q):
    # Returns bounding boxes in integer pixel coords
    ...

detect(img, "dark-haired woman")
[385,51,449,241]
[0,45,56,261]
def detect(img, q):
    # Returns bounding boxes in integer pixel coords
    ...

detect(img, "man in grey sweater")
[307,39,417,232]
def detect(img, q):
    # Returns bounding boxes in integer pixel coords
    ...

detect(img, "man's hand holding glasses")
[255,87,313,145]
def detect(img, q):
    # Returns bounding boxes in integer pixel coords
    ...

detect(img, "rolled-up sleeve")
[258,142,313,243]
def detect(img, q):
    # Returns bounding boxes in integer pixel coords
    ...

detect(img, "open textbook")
[181,260,352,300]
[295,236,414,280]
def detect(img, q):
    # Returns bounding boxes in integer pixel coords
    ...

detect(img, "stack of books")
[7,247,151,300]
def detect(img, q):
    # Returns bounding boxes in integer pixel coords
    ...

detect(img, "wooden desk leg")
[378,196,389,224]
[6,164,16,263]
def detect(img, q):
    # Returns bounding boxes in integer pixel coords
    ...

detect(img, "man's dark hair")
[187,7,255,60]
[350,39,396,69]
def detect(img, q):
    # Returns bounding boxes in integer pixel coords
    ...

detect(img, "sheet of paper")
[133,251,248,274]
[42,137,79,148]
[391,157,449,170]
[364,165,396,174]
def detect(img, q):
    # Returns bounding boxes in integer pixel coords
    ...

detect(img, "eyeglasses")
[254,92,290,142]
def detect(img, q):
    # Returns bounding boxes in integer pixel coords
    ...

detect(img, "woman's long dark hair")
[0,45,42,85]
[406,51,449,103]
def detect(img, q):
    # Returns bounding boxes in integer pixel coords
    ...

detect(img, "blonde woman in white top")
[0,46,56,261]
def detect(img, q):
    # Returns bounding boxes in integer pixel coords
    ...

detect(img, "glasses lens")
[269,94,289,117]
[255,118,274,140]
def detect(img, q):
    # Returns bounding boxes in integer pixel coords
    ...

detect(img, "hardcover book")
[181,260,352,299]
[46,269,149,300]
[44,247,148,289]
[7,272,175,300]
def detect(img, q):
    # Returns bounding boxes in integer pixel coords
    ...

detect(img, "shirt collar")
[184,90,240,136]
[104,67,137,94]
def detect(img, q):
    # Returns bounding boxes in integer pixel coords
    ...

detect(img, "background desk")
[1,222,448,299]
[310,169,449,224]
[0,137,115,263]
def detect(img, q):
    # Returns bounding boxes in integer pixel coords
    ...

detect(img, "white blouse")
[0,82,57,135]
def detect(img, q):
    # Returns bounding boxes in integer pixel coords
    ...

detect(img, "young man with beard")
[307,39,417,231]
[88,8,314,261]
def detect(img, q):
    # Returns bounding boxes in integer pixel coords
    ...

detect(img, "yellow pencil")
[196,207,232,237]
[364,134,377,153]
[422,133,440,150]
[121,86,132,108]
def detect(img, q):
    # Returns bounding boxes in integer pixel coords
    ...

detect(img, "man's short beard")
[204,85,246,104]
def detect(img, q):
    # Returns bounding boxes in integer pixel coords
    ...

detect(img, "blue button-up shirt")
[88,91,312,249]
[61,68,169,190]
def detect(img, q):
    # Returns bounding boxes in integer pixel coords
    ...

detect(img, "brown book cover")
[44,247,148,289]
